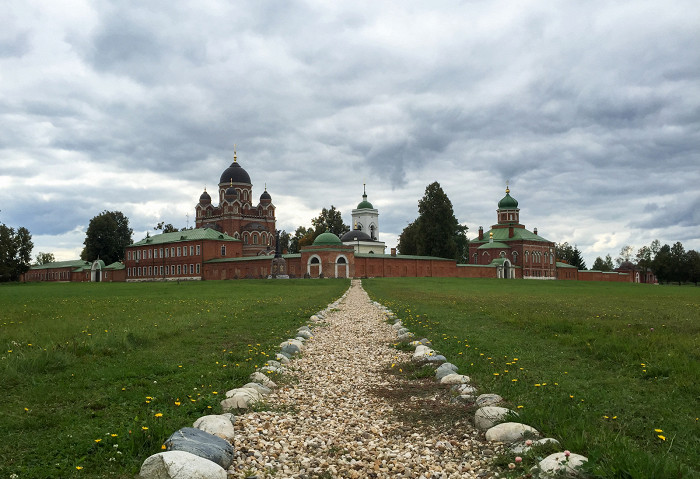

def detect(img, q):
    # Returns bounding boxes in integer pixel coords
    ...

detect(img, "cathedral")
[194,151,276,256]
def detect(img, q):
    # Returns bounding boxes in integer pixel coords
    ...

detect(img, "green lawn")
[0,279,349,478]
[363,278,700,479]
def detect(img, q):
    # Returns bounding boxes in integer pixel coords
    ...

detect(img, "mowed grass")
[363,278,700,479]
[0,279,349,478]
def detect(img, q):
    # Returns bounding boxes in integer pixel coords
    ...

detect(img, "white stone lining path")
[140,279,588,478]
[227,280,498,478]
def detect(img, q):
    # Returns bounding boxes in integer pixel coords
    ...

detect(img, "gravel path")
[230,280,500,478]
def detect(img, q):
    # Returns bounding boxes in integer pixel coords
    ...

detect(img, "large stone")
[193,414,236,441]
[476,393,503,407]
[297,329,313,339]
[435,363,458,380]
[414,345,431,355]
[265,360,282,369]
[422,354,446,364]
[275,353,290,364]
[397,327,410,335]
[242,382,272,395]
[259,365,281,375]
[397,332,415,342]
[280,341,302,355]
[221,387,263,409]
[539,452,588,477]
[164,427,234,469]
[139,450,227,479]
[474,407,514,430]
[485,422,540,443]
[439,373,470,385]
[250,372,277,388]
[451,384,478,395]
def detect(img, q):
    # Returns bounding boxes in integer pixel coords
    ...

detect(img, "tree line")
[590,241,700,285]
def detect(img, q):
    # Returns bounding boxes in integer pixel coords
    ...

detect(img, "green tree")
[81,211,133,265]
[397,220,419,256]
[652,243,672,283]
[636,246,653,273]
[604,254,614,270]
[686,250,700,286]
[289,226,314,253]
[0,223,33,282]
[155,222,178,233]
[570,245,587,270]
[278,230,290,254]
[556,242,575,264]
[35,252,55,265]
[310,206,350,239]
[592,256,607,271]
[398,182,468,261]
[670,241,687,285]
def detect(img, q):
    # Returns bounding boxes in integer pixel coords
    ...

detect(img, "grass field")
[0,279,349,478]
[363,278,699,479]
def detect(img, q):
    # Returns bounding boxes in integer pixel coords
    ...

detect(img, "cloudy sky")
[2,0,699,267]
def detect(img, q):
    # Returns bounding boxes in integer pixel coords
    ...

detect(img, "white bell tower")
[351,184,379,240]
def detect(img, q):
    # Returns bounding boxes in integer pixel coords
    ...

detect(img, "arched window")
[525,251,529,262]
[243,233,249,245]
[500,251,506,258]
[310,257,320,264]
[337,256,346,264]
[252,233,259,245]
[473,253,478,264]
[512,251,518,263]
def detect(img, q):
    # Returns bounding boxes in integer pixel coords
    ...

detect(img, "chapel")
[194,150,276,256]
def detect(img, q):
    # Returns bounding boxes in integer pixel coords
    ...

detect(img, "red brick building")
[22,259,126,282]
[124,228,242,281]
[195,151,276,256]
[468,187,557,279]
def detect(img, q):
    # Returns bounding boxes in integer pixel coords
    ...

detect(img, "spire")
[506,180,510,194]
[233,144,237,163]
[362,182,368,201]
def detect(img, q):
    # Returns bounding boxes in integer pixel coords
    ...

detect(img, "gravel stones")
[229,280,500,478]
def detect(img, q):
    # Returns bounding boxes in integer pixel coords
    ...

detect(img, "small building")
[22,259,126,282]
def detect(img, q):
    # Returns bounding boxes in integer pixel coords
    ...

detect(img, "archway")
[307,255,322,278]
[335,255,349,278]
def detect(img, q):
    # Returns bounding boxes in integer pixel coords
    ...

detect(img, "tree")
[155,222,178,233]
[651,243,672,283]
[81,211,133,266]
[604,254,615,271]
[670,241,687,285]
[289,226,314,254]
[35,252,55,265]
[686,250,700,286]
[616,245,634,267]
[592,257,607,271]
[278,230,290,253]
[310,206,350,239]
[397,221,419,256]
[569,245,587,270]
[0,223,33,282]
[636,246,653,273]
[398,182,468,261]
[556,242,575,264]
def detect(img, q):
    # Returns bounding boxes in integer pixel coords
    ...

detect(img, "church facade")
[468,187,557,279]
[194,151,276,256]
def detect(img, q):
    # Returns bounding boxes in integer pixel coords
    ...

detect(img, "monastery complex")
[23,153,637,283]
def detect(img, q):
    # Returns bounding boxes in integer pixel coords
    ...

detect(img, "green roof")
[313,231,342,246]
[129,228,239,247]
[471,227,551,244]
[357,200,374,209]
[29,259,90,270]
[556,261,577,269]
[104,261,125,270]
[477,241,510,250]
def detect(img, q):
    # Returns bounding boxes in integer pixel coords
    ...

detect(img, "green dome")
[498,188,518,209]
[313,231,342,246]
[357,200,374,209]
